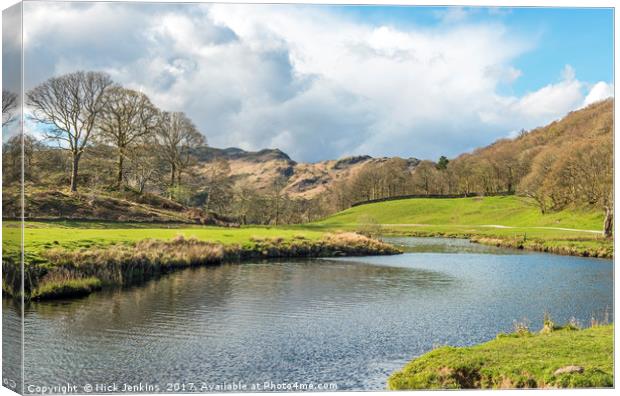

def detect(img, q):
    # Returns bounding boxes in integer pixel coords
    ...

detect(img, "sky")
[15,1,615,162]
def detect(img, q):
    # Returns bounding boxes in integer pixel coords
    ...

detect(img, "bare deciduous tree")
[97,86,160,187]
[155,111,205,196]
[2,89,18,126]
[26,71,113,192]
[201,158,233,213]
[125,143,164,194]
[412,160,437,195]
[269,176,289,225]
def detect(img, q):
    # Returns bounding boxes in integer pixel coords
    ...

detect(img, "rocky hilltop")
[192,147,420,198]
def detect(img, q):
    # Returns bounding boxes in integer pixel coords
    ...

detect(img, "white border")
[0,2,617,396]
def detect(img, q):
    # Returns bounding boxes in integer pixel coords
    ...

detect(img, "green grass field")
[2,220,396,299]
[1,222,324,299]
[2,221,324,257]
[388,324,614,389]
[1,195,612,260]
[316,195,603,230]
[311,196,612,257]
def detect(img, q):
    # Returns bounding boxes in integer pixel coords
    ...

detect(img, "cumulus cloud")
[583,81,614,107]
[21,2,613,162]
[479,65,585,127]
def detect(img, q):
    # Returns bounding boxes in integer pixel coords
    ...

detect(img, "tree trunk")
[603,206,613,238]
[274,196,280,226]
[204,186,212,212]
[117,149,124,188]
[176,169,182,186]
[70,152,81,192]
[168,163,176,199]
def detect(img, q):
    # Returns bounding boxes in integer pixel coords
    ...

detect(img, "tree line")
[2,71,328,225]
[22,71,205,193]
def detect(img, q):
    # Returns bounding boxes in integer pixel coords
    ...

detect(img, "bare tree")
[518,152,555,214]
[412,160,437,195]
[202,158,233,213]
[269,176,289,225]
[97,86,160,187]
[2,90,18,126]
[125,143,165,194]
[26,71,113,191]
[154,111,205,196]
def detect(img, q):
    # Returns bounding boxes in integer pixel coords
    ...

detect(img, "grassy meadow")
[312,195,612,258]
[388,324,614,389]
[2,220,401,300]
[2,195,612,267]
[1,194,612,300]
[316,195,602,229]
[4,220,323,254]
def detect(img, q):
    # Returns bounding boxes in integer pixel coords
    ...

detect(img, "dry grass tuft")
[12,232,400,300]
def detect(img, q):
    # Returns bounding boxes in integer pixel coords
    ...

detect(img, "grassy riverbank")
[313,196,612,258]
[2,222,400,300]
[1,194,612,299]
[388,324,614,389]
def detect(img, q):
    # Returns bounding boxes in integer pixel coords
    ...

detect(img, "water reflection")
[383,236,521,254]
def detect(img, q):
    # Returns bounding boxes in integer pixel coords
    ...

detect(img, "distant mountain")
[193,99,613,202]
[193,147,420,198]
[193,146,294,163]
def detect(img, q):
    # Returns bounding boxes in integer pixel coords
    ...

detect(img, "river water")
[2,238,613,392]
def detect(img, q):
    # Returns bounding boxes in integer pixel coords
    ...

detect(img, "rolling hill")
[316,195,604,231]
[313,195,611,257]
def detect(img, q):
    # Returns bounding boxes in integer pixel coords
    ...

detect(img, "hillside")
[447,99,612,198]
[505,98,612,156]
[193,98,611,202]
[192,146,420,198]
[314,195,612,257]
[1,187,233,225]
[317,195,603,230]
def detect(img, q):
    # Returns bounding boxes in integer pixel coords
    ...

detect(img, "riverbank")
[370,228,612,258]
[470,235,613,258]
[305,226,613,259]
[2,229,401,300]
[312,196,613,258]
[388,323,613,389]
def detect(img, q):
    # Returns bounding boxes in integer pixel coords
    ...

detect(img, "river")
[2,237,613,392]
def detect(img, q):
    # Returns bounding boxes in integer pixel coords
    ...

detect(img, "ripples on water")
[2,238,613,391]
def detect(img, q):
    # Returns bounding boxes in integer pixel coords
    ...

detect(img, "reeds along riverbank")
[470,236,613,259]
[2,232,401,301]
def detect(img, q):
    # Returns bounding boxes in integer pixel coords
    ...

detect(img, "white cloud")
[21,2,613,162]
[583,81,614,107]
[480,65,584,124]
